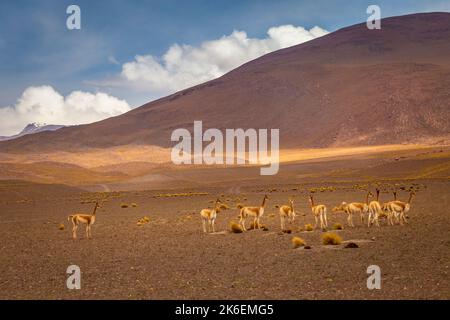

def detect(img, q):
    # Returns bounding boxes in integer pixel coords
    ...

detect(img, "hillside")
[0,12,449,153]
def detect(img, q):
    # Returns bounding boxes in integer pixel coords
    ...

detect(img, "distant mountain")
[0,13,449,152]
[0,123,65,142]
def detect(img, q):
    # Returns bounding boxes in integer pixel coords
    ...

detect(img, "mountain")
[0,123,65,142]
[0,12,449,153]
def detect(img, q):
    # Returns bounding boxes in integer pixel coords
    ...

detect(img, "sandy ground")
[0,179,448,300]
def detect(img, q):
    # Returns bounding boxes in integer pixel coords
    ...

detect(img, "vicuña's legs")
[202,219,207,233]
[72,224,78,239]
[240,217,246,231]
[323,212,328,228]
[314,215,319,229]
[319,214,324,229]
[280,217,285,230]
[211,219,215,233]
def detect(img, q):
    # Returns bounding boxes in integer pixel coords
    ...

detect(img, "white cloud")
[0,86,131,136]
[114,24,328,95]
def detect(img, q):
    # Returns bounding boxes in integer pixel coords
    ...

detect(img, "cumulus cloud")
[0,86,130,136]
[117,25,328,94]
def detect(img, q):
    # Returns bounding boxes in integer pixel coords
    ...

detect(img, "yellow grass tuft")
[58,223,65,230]
[332,223,343,230]
[120,203,129,208]
[137,216,150,226]
[131,203,138,208]
[236,203,244,209]
[230,221,243,233]
[322,232,343,245]
[292,236,306,248]
[304,224,314,232]
[219,203,230,210]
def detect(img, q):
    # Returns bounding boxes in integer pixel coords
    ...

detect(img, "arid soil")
[0,179,448,300]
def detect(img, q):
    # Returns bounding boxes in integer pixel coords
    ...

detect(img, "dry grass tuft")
[322,232,343,245]
[58,223,65,230]
[230,221,243,233]
[137,216,150,226]
[304,224,314,232]
[332,223,343,230]
[120,203,129,208]
[219,203,230,210]
[131,203,138,208]
[292,236,306,248]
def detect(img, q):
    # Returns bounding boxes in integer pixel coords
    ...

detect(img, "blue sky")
[0,0,449,135]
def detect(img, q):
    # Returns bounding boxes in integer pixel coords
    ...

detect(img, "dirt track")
[0,179,448,299]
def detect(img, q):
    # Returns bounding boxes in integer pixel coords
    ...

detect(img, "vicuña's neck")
[261,197,267,208]
[93,204,98,215]
[310,197,314,208]
[408,193,414,204]
[366,192,370,204]
[376,190,380,201]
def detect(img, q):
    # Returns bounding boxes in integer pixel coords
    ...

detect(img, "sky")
[0,0,449,135]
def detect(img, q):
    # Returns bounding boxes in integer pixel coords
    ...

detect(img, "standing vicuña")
[309,194,327,230]
[200,198,222,233]
[385,191,415,225]
[338,191,371,227]
[238,195,269,231]
[279,198,296,231]
[368,189,383,227]
[68,201,99,239]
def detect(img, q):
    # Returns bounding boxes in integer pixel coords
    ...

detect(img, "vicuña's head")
[289,198,294,205]
[368,191,374,198]
[264,194,269,200]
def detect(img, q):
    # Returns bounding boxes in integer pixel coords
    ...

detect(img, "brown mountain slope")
[1,12,449,153]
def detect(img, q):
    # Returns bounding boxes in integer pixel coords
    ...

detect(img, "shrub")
[322,232,342,245]
[230,222,243,233]
[120,203,129,208]
[292,237,306,248]
[58,223,65,230]
[131,203,138,208]
[304,224,314,232]
[332,223,343,230]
